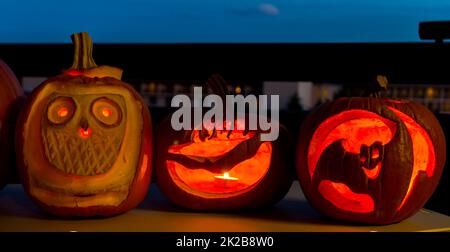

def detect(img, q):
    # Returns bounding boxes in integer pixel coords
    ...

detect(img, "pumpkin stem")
[203,74,251,137]
[368,75,389,98]
[205,74,229,102]
[199,74,230,139]
[70,32,98,70]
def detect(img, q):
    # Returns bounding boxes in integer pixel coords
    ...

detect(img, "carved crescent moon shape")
[308,107,436,212]
[307,109,398,179]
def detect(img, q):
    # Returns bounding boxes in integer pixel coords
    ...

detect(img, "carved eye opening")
[91,97,122,127]
[47,97,76,125]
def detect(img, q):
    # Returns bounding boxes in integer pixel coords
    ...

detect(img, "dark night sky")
[1,0,450,43]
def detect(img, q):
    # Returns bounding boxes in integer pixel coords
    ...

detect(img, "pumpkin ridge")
[296,95,445,224]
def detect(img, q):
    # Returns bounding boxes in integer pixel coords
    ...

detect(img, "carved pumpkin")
[0,59,24,189]
[155,75,293,211]
[296,81,445,224]
[15,32,152,217]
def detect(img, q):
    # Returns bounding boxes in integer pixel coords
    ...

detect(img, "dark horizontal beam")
[419,21,450,43]
[0,43,449,86]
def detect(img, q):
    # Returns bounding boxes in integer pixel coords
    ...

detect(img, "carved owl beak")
[79,117,92,138]
[79,128,92,138]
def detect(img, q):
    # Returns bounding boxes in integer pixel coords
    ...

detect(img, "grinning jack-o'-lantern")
[297,81,445,224]
[16,32,152,217]
[155,75,293,211]
[0,59,24,189]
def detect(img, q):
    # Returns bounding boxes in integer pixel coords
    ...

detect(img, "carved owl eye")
[47,97,76,125]
[91,97,122,127]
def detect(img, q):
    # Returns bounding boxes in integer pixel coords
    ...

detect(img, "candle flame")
[214,172,239,181]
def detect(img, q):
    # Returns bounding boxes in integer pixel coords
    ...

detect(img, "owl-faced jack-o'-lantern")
[16,32,152,217]
[155,75,293,211]
[297,82,445,224]
[0,59,24,189]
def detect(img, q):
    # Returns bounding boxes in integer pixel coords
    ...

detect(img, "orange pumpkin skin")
[296,98,445,224]
[16,75,152,217]
[15,33,152,217]
[0,59,24,189]
[155,115,294,211]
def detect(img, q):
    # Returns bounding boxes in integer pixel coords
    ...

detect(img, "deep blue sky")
[1,0,449,43]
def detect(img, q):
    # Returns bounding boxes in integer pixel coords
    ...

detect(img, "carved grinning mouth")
[359,142,383,180]
[167,131,261,174]
[167,142,272,194]
[166,129,272,195]
[362,163,382,180]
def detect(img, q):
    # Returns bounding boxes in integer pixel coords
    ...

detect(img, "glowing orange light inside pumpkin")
[387,106,435,210]
[102,108,112,117]
[57,107,69,117]
[168,130,255,158]
[362,163,382,180]
[167,141,272,195]
[309,107,436,213]
[65,69,83,76]
[371,148,379,159]
[78,128,92,138]
[308,110,397,179]
[319,180,374,213]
